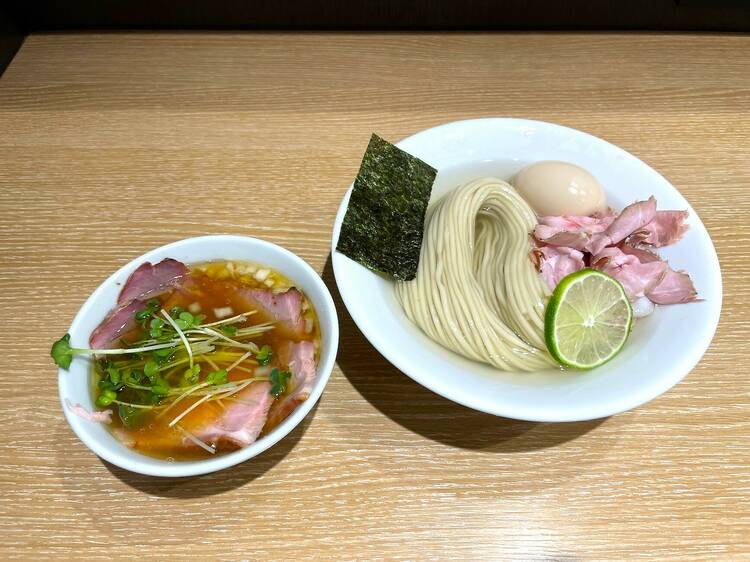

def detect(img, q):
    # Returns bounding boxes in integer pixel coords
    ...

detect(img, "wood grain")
[0,32,749,561]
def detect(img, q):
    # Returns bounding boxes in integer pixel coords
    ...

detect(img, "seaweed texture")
[336,134,436,281]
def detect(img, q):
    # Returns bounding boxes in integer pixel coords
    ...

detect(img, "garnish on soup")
[336,134,436,281]
[52,258,319,459]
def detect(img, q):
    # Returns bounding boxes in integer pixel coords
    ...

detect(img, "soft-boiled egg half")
[513,161,607,216]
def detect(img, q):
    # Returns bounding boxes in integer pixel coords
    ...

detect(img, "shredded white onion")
[213,306,234,319]
[305,317,314,333]
[188,302,202,314]
[632,296,655,318]
[254,268,270,282]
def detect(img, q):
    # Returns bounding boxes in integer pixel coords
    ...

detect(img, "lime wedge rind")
[545,269,633,370]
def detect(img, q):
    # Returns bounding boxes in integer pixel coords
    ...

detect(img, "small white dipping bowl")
[332,118,722,422]
[58,235,338,477]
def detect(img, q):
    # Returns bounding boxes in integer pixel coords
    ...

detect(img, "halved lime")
[545,268,633,370]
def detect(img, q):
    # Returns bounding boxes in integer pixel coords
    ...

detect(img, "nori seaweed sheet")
[336,134,437,281]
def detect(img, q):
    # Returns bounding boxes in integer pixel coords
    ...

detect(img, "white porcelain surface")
[59,235,339,477]
[332,118,721,422]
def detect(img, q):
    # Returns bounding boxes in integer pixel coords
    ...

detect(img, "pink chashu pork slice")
[191,381,275,449]
[117,258,189,305]
[265,340,317,432]
[90,258,190,349]
[116,381,275,455]
[89,299,144,349]
[592,246,668,300]
[534,198,688,254]
[532,245,586,291]
[234,287,307,340]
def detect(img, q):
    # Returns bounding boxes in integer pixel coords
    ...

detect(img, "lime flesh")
[545,269,633,370]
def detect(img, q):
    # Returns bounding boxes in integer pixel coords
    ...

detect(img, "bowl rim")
[58,234,338,477]
[331,117,723,422]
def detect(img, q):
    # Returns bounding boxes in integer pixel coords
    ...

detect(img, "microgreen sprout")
[150,377,170,396]
[135,299,161,323]
[51,334,181,368]
[149,318,165,339]
[206,369,228,386]
[51,334,75,369]
[175,311,195,330]
[183,364,201,385]
[152,346,176,362]
[143,360,160,380]
[96,389,117,407]
[107,365,121,385]
[220,325,237,337]
[161,309,193,368]
[52,294,287,435]
[255,344,272,366]
[269,368,291,397]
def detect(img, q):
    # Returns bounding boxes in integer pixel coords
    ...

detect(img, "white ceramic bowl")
[58,235,338,477]
[332,118,722,422]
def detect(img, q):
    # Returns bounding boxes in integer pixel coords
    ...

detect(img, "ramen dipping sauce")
[55,258,320,460]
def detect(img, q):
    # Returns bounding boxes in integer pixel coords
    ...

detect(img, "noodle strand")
[396,177,555,371]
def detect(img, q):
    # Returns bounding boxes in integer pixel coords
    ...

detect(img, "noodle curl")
[396,177,555,371]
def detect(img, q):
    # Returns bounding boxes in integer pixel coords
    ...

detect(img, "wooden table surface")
[0,32,748,561]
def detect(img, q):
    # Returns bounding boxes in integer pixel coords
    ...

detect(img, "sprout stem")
[161,309,193,369]
[74,341,181,356]
[199,312,255,328]
[175,425,215,454]
[169,393,214,427]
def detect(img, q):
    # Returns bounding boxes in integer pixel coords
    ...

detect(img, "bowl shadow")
[323,253,606,451]
[103,402,317,498]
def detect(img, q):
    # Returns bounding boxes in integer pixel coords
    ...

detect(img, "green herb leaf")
[107,365,121,385]
[152,346,176,362]
[149,317,165,339]
[183,364,201,385]
[255,344,272,366]
[335,133,437,281]
[150,377,170,396]
[143,360,160,380]
[135,309,151,323]
[269,368,291,397]
[122,369,137,385]
[51,334,74,369]
[98,379,115,391]
[95,389,117,407]
[220,325,237,337]
[206,369,228,386]
[136,299,161,323]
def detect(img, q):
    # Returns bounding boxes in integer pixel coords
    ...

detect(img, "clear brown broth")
[93,261,320,461]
